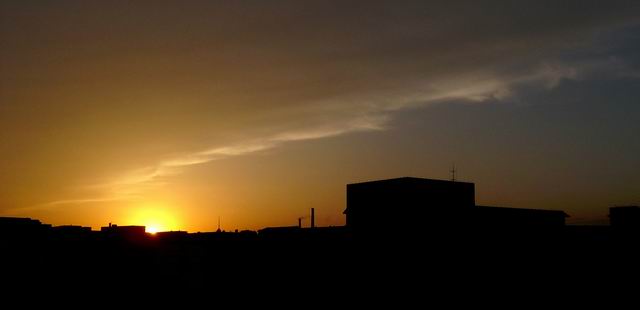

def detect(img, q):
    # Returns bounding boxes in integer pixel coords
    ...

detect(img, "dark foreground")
[3,226,640,298]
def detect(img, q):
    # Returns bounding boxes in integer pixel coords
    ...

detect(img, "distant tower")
[298,217,302,228]
[216,216,221,233]
[311,208,315,228]
[450,163,456,182]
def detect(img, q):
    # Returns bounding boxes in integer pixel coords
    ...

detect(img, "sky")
[1,1,639,231]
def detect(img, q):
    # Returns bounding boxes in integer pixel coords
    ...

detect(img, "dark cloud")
[3,1,639,102]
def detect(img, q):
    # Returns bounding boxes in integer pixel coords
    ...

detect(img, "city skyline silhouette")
[2,0,640,295]
[3,176,637,236]
[2,176,639,292]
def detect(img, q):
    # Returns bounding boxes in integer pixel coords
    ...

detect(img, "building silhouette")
[609,206,640,229]
[0,217,51,235]
[476,206,568,228]
[344,177,568,236]
[1,177,640,292]
[52,225,92,233]
[344,177,475,233]
[100,223,146,241]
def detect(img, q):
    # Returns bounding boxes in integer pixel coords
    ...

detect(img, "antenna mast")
[450,163,456,182]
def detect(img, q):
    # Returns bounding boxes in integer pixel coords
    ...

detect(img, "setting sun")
[128,204,181,233]
[146,226,161,234]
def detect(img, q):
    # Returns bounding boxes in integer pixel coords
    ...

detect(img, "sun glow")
[146,225,161,234]
[128,204,181,234]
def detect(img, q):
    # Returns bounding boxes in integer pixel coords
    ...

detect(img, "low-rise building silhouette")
[609,206,640,229]
[344,177,475,233]
[100,223,146,240]
[52,225,92,233]
[344,177,569,235]
[0,217,51,235]
[476,206,568,228]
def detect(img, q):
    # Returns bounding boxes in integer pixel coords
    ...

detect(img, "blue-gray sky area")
[1,1,639,230]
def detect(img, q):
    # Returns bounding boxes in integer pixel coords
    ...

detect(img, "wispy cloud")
[34,113,390,207]
[7,196,136,214]
[35,61,591,208]
[125,113,389,179]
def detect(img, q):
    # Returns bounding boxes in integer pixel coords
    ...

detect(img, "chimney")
[298,217,302,228]
[311,208,315,228]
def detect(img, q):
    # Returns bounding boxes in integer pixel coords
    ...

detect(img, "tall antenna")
[217,216,221,232]
[450,163,456,182]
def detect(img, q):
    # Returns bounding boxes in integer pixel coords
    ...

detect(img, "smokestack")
[298,218,302,228]
[311,208,315,228]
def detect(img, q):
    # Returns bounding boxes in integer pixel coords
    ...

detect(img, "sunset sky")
[1,1,639,231]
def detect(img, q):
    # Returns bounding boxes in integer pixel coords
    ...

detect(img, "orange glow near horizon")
[128,204,181,233]
[146,226,160,234]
